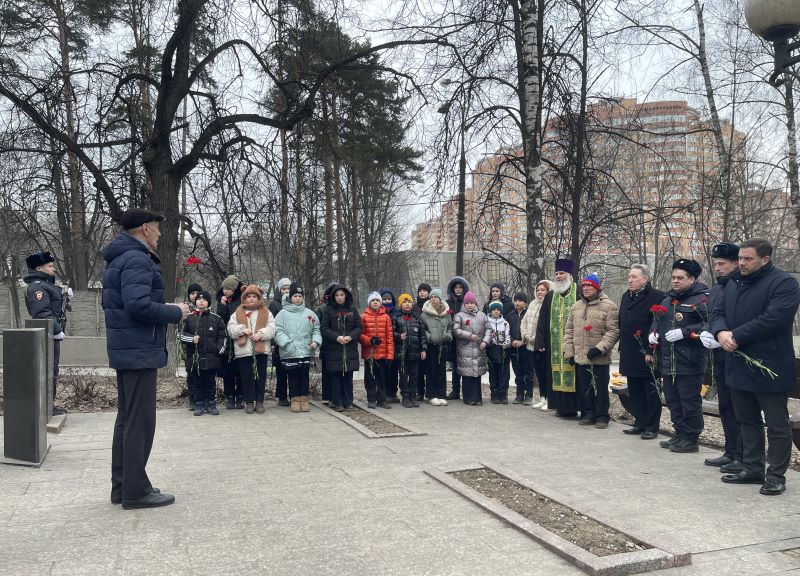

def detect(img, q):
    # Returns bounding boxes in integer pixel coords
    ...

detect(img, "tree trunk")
[331,95,345,281]
[693,0,731,239]
[784,78,800,240]
[54,0,87,289]
[518,0,545,291]
[321,94,335,283]
[570,0,590,273]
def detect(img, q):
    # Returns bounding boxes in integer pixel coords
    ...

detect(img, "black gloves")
[566,357,575,366]
[370,336,382,346]
[586,347,602,360]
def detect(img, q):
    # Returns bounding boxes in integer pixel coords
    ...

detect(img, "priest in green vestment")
[534,258,579,416]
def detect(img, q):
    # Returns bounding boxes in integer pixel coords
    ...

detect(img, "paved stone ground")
[2,399,800,576]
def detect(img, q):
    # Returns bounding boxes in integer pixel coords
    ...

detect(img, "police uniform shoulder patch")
[35,291,44,301]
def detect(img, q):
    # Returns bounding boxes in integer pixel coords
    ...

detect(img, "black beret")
[26,250,54,270]
[711,242,739,261]
[121,208,164,230]
[672,258,702,279]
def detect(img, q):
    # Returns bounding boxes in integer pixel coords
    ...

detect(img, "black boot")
[660,434,682,449]
[402,396,413,408]
[513,395,524,405]
[670,435,699,453]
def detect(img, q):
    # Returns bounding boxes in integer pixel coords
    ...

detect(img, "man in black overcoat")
[617,264,665,439]
[712,238,800,496]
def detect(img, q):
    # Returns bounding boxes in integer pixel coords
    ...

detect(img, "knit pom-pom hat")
[463,291,478,305]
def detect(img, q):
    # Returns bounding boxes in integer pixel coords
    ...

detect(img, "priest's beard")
[554,276,573,295]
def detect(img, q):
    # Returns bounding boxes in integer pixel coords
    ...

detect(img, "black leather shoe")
[704,454,733,467]
[112,487,161,505]
[277,399,290,407]
[660,436,680,449]
[122,492,175,509]
[670,438,698,453]
[721,472,765,485]
[760,479,786,496]
[640,431,658,440]
[446,393,460,401]
[52,406,67,416]
[720,461,744,473]
[622,427,643,435]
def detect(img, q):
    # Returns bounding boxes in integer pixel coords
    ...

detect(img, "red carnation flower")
[671,299,679,305]
[584,325,592,331]
[465,319,471,326]
[634,329,642,337]
[689,331,699,339]
[186,255,202,265]
[650,304,668,316]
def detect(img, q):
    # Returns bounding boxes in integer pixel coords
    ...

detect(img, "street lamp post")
[745,0,800,86]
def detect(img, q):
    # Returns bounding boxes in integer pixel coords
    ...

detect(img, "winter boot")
[290,397,301,413]
[225,396,236,410]
[670,435,699,453]
[522,393,533,406]
[402,396,413,408]
[513,395,524,405]
[235,396,245,409]
[660,434,682,449]
[245,403,255,415]
[411,396,420,408]
[208,402,220,416]
[194,401,205,416]
[300,396,310,412]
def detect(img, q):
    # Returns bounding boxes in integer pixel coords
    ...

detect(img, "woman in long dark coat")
[319,285,362,411]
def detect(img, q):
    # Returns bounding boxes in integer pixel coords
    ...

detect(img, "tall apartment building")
[412,98,752,264]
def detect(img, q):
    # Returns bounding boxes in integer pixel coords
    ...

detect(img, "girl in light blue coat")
[274,282,322,413]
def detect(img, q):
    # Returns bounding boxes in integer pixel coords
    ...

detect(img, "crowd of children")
[178,275,550,415]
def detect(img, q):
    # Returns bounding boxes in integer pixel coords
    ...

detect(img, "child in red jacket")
[360,291,395,408]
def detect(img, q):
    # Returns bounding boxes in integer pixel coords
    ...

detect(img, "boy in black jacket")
[393,293,428,407]
[181,291,227,415]
[508,292,534,405]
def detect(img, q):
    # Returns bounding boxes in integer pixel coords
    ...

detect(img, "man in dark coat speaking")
[103,208,190,509]
[712,238,800,496]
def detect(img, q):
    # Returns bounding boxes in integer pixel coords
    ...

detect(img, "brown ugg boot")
[290,397,301,413]
[300,396,310,412]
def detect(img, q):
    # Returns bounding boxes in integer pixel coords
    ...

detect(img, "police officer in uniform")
[699,243,743,472]
[24,250,68,415]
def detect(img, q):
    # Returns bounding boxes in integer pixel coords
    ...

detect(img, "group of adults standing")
[534,240,800,497]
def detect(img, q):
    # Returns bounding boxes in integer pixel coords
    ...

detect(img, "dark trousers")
[399,360,419,399]
[321,365,330,401]
[511,348,533,398]
[287,366,310,397]
[417,357,428,398]
[193,369,217,403]
[576,363,610,423]
[450,372,462,397]
[237,354,269,403]
[626,376,662,433]
[426,344,448,399]
[462,375,482,404]
[53,339,61,401]
[715,357,743,460]
[732,389,791,483]
[329,371,354,408]
[274,347,288,400]
[663,374,704,437]
[112,369,157,501]
[221,355,242,400]
[533,351,549,398]
[365,359,389,404]
[488,357,510,398]
[385,359,400,398]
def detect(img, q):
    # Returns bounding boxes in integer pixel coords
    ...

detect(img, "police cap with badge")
[26,250,54,271]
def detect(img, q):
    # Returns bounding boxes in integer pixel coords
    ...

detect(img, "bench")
[611,358,800,450]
